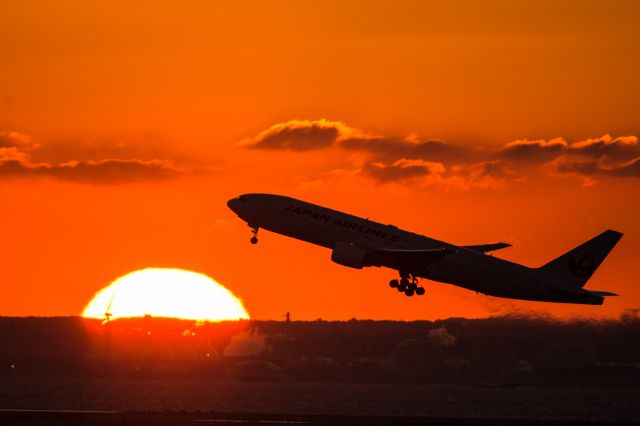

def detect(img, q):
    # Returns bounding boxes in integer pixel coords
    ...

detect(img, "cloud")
[554,156,640,179]
[467,160,514,179]
[243,120,472,162]
[498,138,568,164]
[0,158,181,184]
[242,119,364,151]
[31,133,176,164]
[547,136,640,182]
[362,159,445,183]
[341,135,472,163]
[568,135,639,161]
[610,157,640,177]
[499,135,640,169]
[0,147,31,163]
[0,131,36,149]
[456,160,516,189]
[243,120,640,188]
[0,130,184,184]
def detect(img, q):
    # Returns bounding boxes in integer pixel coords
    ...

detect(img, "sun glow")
[82,268,250,321]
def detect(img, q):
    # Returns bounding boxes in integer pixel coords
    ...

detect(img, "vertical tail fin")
[539,230,623,289]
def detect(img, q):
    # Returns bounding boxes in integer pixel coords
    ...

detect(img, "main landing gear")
[389,272,425,297]
[249,225,259,244]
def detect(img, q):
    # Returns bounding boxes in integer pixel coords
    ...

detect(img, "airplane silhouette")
[228,194,622,305]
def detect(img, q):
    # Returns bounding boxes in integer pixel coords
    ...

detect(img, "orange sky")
[1,0,639,320]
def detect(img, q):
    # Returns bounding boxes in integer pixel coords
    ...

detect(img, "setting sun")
[82,268,249,321]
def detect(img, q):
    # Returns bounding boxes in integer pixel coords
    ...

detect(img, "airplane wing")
[364,247,456,274]
[462,242,511,253]
[370,247,456,259]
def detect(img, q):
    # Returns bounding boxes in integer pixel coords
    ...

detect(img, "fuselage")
[227,193,605,304]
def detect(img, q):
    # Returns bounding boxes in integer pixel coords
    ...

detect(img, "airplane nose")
[227,196,247,213]
[227,197,239,212]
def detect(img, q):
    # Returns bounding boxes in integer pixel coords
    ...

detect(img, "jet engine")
[331,241,367,269]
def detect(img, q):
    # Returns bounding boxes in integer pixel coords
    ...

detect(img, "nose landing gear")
[389,273,425,297]
[249,225,259,244]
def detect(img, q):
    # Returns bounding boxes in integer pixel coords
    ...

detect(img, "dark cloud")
[341,136,472,163]
[245,120,350,151]
[498,138,567,164]
[0,147,29,163]
[548,136,640,181]
[31,132,177,164]
[244,120,640,186]
[362,159,444,183]
[467,160,515,179]
[611,157,640,177]
[0,131,34,149]
[243,120,472,162]
[555,157,640,178]
[568,135,640,162]
[0,130,184,184]
[498,135,640,167]
[554,159,600,177]
[0,158,181,184]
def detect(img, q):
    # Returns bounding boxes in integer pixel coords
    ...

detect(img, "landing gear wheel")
[393,273,425,297]
[249,225,259,245]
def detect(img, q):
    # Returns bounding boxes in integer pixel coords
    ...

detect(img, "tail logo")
[569,251,596,277]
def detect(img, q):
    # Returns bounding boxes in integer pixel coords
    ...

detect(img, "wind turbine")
[102,290,116,325]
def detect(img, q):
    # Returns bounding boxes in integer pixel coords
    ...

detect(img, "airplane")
[227,193,622,305]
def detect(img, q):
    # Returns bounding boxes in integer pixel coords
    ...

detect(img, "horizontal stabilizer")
[463,242,512,253]
[589,290,619,297]
[551,287,618,297]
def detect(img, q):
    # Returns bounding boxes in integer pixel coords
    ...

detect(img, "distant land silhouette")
[1,314,639,386]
